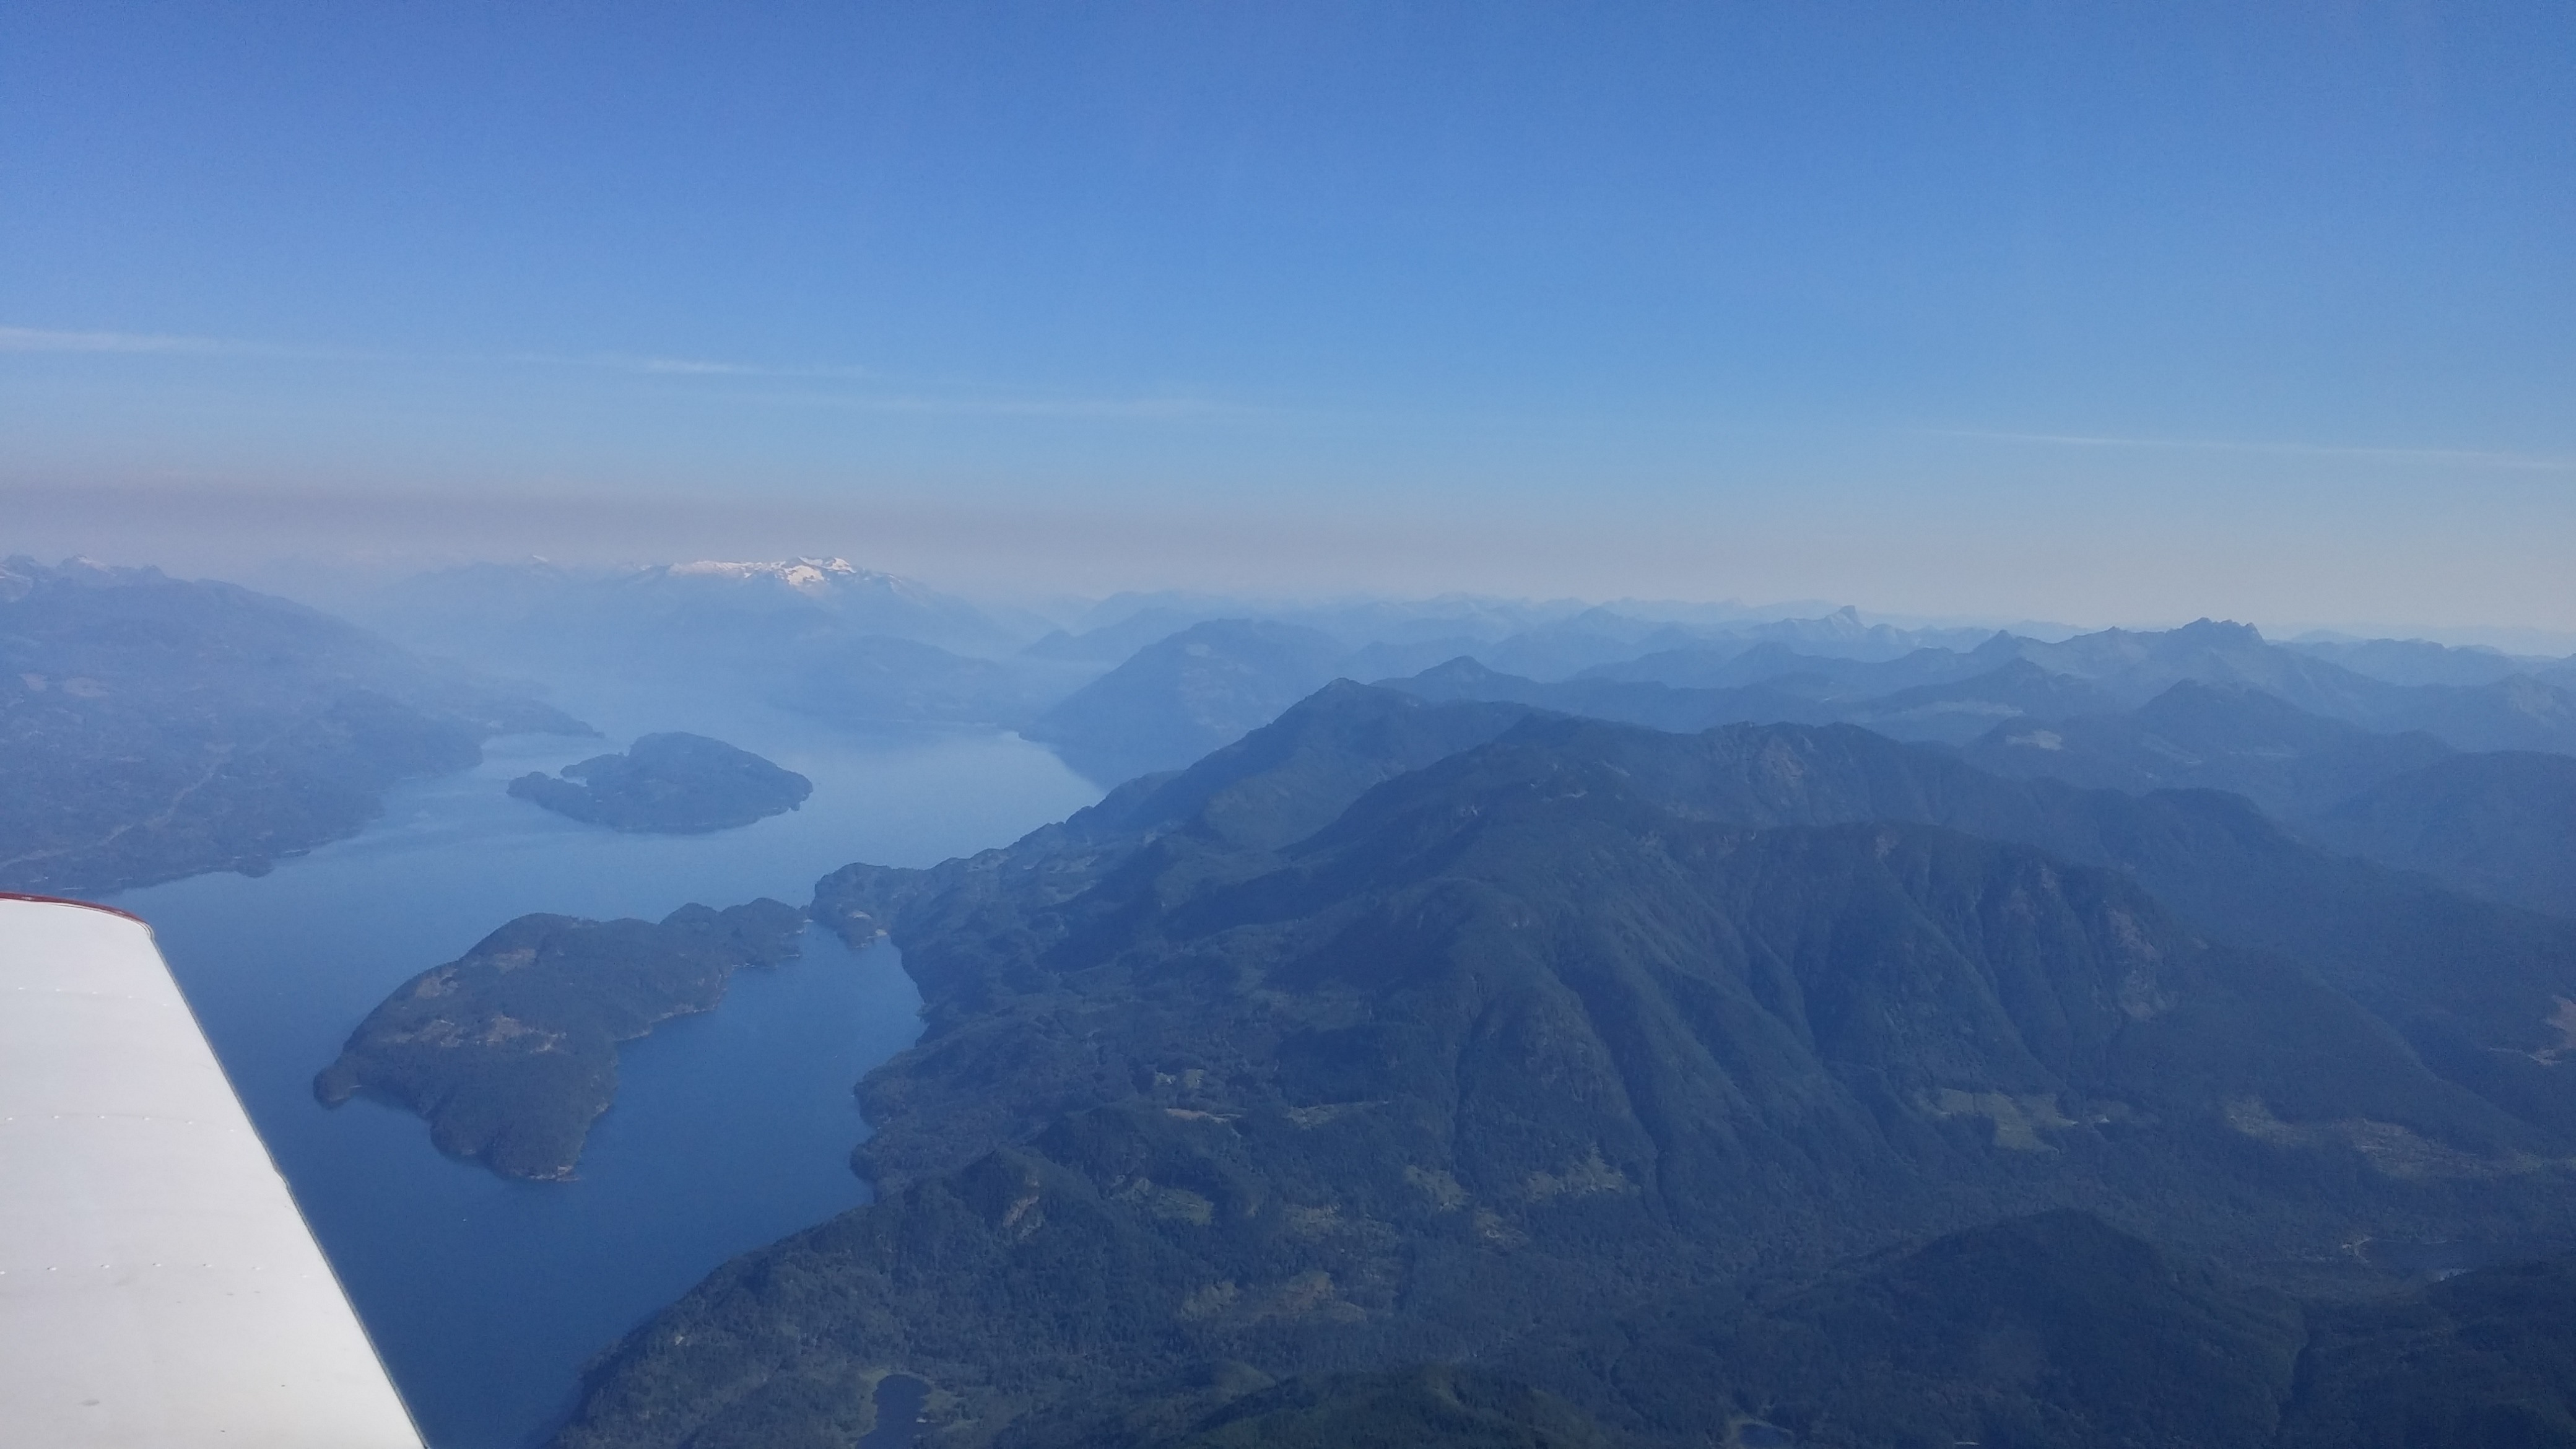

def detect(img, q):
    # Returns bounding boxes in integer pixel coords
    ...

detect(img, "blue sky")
[4,2,2571,628]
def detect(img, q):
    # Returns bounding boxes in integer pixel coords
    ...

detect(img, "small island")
[315,899,806,1180]
[508,732,812,833]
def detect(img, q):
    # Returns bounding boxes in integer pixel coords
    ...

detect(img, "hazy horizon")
[8,3,2573,635]
[11,12,2576,1440]
[12,525,2574,658]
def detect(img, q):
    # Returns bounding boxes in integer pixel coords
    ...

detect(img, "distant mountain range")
[373,555,1029,659]
[1956,678,2459,817]
[0,557,589,896]
[24,548,2574,929]
[344,563,2058,754]
[326,562,2576,933]
[1347,621,2575,920]
[1029,612,2570,780]
[2285,635,2563,688]
[1540,618,2576,753]
[341,557,1078,731]
[1996,620,2576,751]
[1016,615,2112,782]
[554,681,2576,1448]
[322,558,2576,810]
[1021,620,1353,785]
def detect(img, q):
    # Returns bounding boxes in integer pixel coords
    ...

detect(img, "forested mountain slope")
[555,685,2576,1448]
[0,556,588,895]
[1957,679,2456,818]
[2312,751,2576,921]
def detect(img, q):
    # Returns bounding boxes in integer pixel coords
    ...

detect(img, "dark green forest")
[316,899,806,1180]
[509,731,813,835]
[538,684,2576,1447]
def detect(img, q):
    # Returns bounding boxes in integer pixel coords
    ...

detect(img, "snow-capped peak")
[666,557,861,594]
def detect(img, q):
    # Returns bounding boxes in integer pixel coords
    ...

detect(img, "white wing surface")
[0,894,423,1448]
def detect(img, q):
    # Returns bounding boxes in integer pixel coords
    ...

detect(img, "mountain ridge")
[1,555,590,895]
[556,682,2576,1447]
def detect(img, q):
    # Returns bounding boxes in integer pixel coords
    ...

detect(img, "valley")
[15,555,2576,1446]
[22,16,2572,1444]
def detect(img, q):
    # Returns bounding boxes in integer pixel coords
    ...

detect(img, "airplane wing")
[0,893,423,1448]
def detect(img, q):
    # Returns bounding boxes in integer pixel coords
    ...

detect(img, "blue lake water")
[108,700,1099,1448]
[858,1375,931,1449]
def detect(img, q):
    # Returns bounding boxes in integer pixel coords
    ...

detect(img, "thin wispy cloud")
[0,325,236,355]
[0,324,397,363]
[533,352,1262,419]
[1933,427,2576,473]
[518,351,882,381]
[751,388,1269,422]
[4,321,1256,422]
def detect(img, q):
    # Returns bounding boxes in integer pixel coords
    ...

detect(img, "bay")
[108,697,1099,1447]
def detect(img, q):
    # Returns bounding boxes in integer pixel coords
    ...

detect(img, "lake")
[108,697,1100,1448]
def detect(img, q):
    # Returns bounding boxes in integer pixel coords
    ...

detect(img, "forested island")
[509,733,812,834]
[316,900,806,1180]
